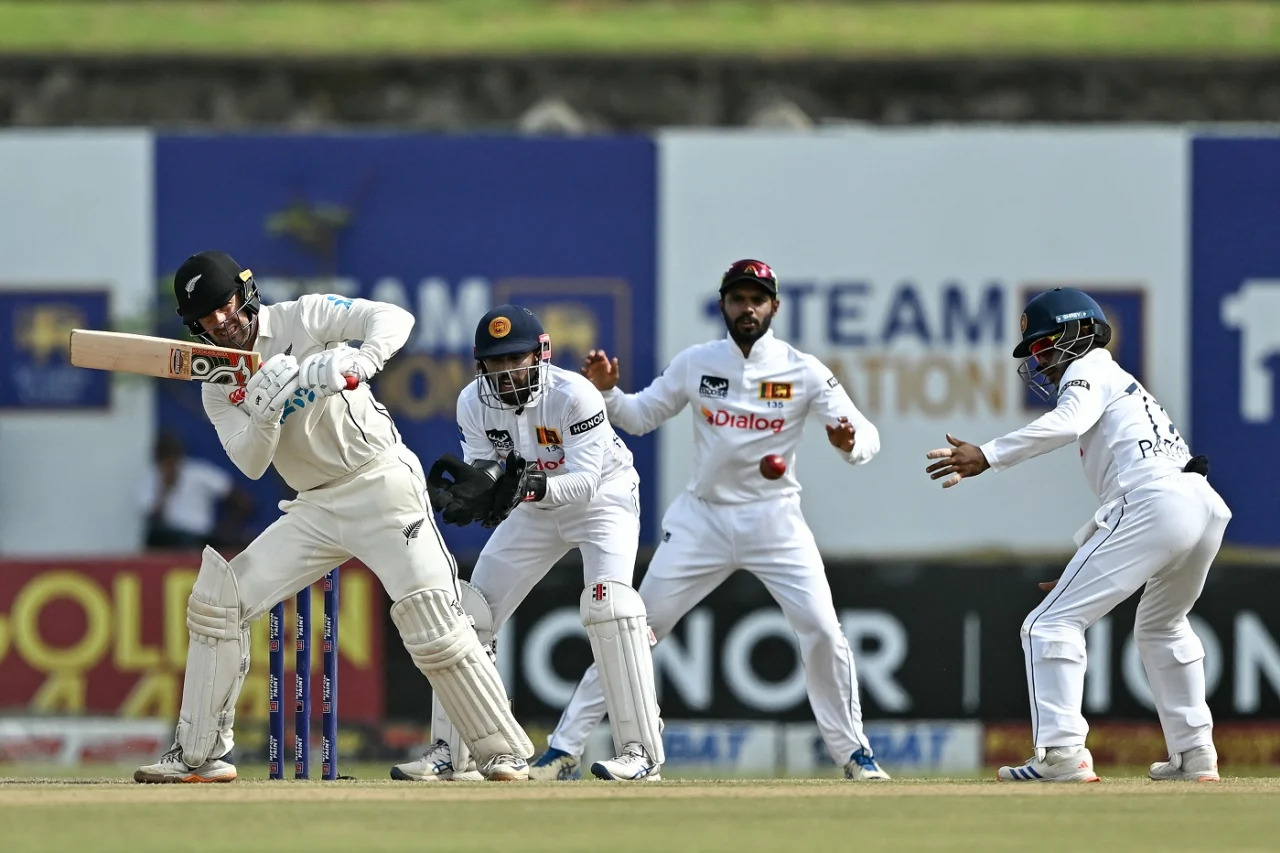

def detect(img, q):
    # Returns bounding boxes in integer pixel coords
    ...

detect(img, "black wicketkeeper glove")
[426,454,504,527]
[481,450,547,528]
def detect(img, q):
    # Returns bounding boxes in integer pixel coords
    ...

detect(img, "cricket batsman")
[530,260,891,781]
[393,304,664,782]
[134,251,533,783]
[925,287,1231,783]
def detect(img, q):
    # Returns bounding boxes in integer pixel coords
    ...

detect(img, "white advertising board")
[0,131,155,555]
[657,128,1189,556]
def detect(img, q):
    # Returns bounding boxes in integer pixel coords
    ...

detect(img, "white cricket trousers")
[548,491,872,765]
[1023,472,1231,755]
[232,445,458,620]
[469,471,642,631]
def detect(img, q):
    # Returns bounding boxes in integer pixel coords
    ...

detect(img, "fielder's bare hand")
[825,416,857,453]
[1039,580,1059,593]
[582,349,620,392]
[925,433,990,488]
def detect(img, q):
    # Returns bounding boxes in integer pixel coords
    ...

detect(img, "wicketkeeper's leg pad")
[177,546,249,765]
[581,581,665,763]
[393,587,533,763]
[430,580,496,770]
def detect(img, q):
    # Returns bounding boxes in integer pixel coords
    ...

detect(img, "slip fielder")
[926,287,1231,783]
[530,259,891,782]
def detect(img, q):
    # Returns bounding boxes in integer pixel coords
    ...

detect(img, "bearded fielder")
[392,304,664,782]
[531,260,890,782]
[926,287,1231,783]
[134,251,533,783]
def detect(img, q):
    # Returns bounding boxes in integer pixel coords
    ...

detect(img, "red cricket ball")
[759,454,787,480]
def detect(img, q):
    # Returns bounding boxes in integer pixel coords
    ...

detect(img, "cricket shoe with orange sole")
[998,746,1100,783]
[134,744,237,783]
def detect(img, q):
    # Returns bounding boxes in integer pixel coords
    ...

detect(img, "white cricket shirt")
[981,348,1192,505]
[457,364,636,508]
[603,330,879,505]
[202,294,412,492]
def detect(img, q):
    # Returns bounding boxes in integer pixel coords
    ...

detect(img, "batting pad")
[432,581,497,771]
[177,546,249,765]
[392,588,533,763]
[581,581,665,763]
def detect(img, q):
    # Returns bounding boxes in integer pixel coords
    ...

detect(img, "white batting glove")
[299,347,362,399]
[243,353,300,425]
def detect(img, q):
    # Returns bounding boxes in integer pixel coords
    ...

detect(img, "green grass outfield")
[4,1,1280,58]
[4,764,1279,853]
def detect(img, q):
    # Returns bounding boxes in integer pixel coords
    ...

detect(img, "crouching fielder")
[392,305,664,782]
[926,287,1231,783]
[134,252,532,783]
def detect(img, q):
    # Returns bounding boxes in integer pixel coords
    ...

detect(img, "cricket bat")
[70,330,261,386]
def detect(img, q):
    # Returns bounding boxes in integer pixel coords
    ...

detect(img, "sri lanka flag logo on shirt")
[759,381,793,400]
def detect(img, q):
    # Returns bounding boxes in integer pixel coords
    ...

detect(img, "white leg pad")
[581,581,665,763]
[431,581,495,771]
[392,587,532,763]
[176,546,248,765]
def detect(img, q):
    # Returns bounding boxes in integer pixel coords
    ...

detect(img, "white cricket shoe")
[529,747,581,780]
[1149,745,1220,782]
[390,739,484,782]
[998,746,1100,783]
[844,748,891,781]
[590,743,662,781]
[479,753,529,782]
[134,744,237,784]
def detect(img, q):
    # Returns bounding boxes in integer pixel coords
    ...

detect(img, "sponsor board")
[0,556,384,721]
[986,721,1280,767]
[0,717,172,764]
[154,135,658,550]
[1190,136,1280,546]
[657,129,1188,555]
[0,131,154,556]
[784,721,982,773]
[382,557,1280,725]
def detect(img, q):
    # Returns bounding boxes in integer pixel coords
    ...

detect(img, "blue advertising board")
[155,134,657,552]
[0,289,109,410]
[1190,137,1280,547]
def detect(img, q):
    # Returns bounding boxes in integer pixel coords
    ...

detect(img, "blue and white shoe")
[529,747,581,780]
[590,743,661,781]
[390,739,483,782]
[998,746,1100,783]
[843,748,891,781]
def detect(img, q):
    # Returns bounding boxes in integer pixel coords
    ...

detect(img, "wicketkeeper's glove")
[426,454,504,527]
[481,451,547,528]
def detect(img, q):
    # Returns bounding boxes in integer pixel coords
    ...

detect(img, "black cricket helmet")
[1015,287,1113,400]
[473,304,551,410]
[173,250,261,348]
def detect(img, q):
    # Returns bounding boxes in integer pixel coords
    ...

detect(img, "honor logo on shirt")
[569,410,606,436]
[486,429,515,452]
[698,375,730,399]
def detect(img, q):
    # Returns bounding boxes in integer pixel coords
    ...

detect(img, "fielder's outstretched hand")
[925,433,990,488]
[825,416,857,453]
[582,349,620,392]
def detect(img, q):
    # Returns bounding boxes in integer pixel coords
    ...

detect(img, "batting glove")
[244,353,300,425]
[299,347,363,398]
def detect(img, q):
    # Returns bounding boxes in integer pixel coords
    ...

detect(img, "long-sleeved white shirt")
[980,348,1191,506]
[457,364,636,508]
[605,330,879,504]
[201,294,413,491]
